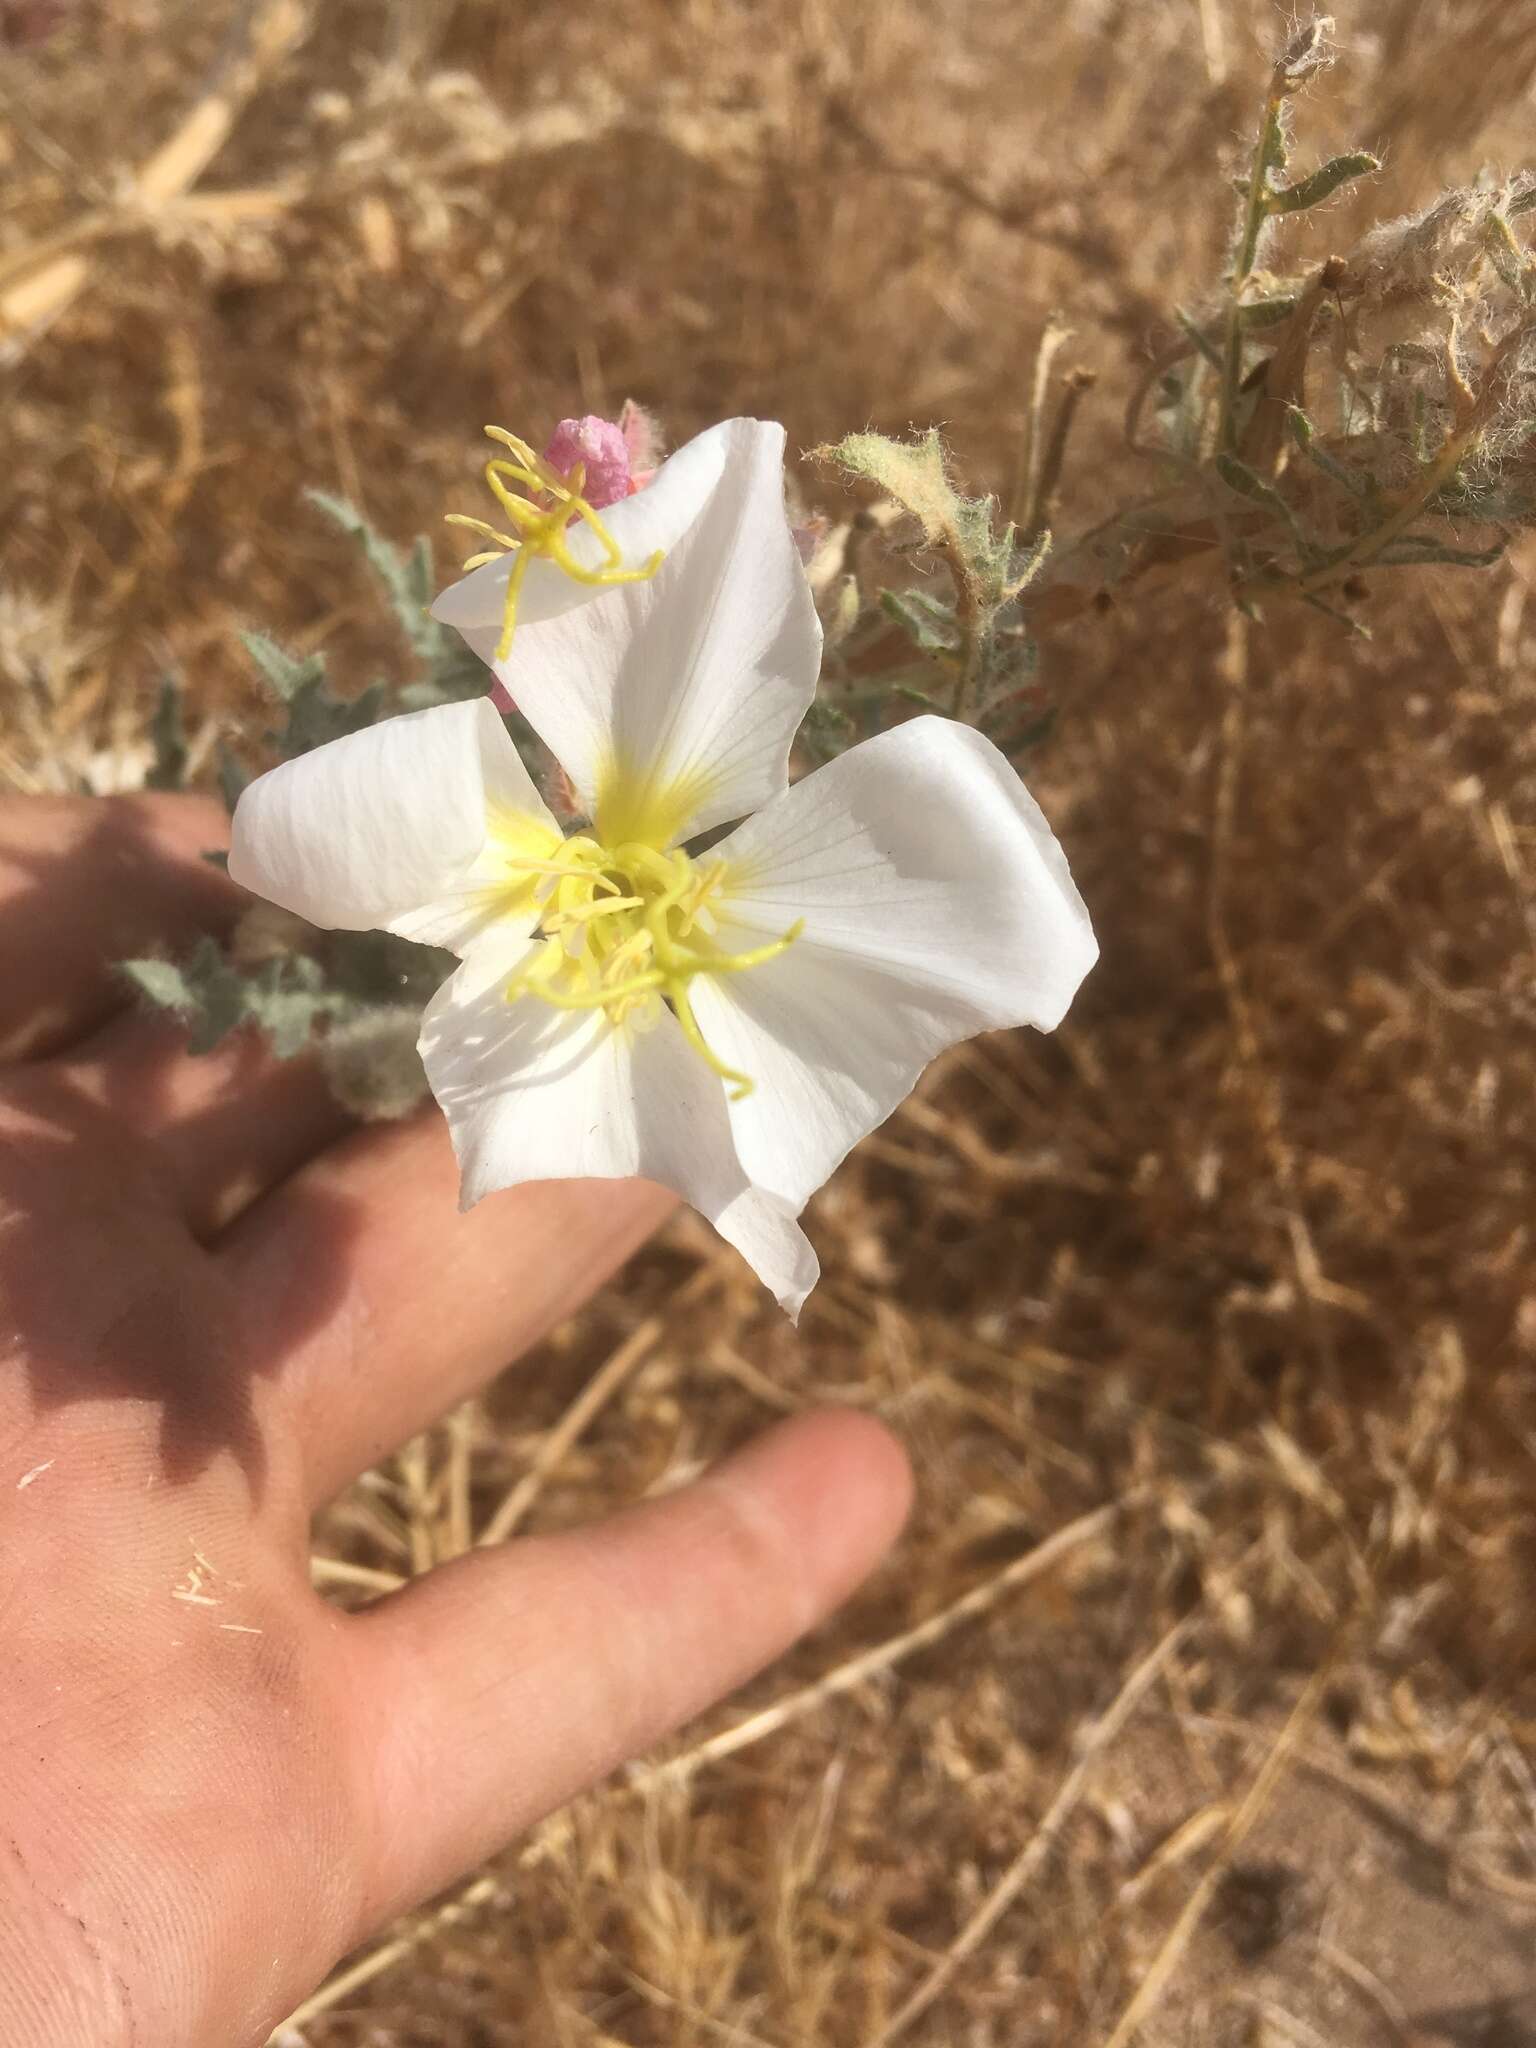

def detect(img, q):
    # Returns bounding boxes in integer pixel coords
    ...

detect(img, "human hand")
[0,794,912,2047]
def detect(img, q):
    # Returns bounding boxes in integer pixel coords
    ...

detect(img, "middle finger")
[217,1107,673,1507]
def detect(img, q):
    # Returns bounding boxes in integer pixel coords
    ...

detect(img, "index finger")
[0,794,240,1061]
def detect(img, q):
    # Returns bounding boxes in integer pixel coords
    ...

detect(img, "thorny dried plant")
[96,18,1536,1116]
[812,18,1536,770]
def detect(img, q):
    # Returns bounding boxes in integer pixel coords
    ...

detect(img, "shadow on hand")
[0,795,363,1492]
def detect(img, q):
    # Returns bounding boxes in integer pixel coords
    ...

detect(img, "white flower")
[229,418,1097,1316]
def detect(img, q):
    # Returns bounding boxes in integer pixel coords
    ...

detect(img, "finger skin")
[0,795,240,1061]
[39,1010,353,1237]
[344,1408,913,1927]
[220,1108,676,1505]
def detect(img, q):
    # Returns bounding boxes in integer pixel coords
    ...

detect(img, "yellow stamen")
[495,832,802,1094]
[542,893,646,930]
[445,424,666,663]
[670,981,754,1099]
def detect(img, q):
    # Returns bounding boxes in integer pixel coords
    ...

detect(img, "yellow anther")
[497,829,801,1094]
[446,424,666,663]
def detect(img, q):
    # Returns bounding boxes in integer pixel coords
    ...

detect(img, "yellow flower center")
[495,829,801,1099]
[445,426,664,663]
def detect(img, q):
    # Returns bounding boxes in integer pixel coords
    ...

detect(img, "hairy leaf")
[240,630,326,703]
[1268,152,1379,216]
[146,675,189,792]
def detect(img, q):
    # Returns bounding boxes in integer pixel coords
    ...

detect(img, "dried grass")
[4,2,1536,2042]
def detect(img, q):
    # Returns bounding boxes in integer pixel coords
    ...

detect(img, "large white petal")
[228,699,561,955]
[430,420,733,662]
[420,964,819,1316]
[688,717,1098,1211]
[464,418,822,848]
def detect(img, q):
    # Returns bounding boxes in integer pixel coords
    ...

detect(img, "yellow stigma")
[499,833,801,1099]
[445,426,664,662]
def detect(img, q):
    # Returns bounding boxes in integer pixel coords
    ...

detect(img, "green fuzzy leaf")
[307,490,446,666]
[1483,211,1531,299]
[404,534,436,616]
[396,639,497,711]
[1216,453,1315,564]
[146,675,189,791]
[120,957,194,1009]
[798,697,856,764]
[880,587,958,656]
[1174,308,1225,372]
[1268,152,1379,215]
[1238,294,1302,331]
[817,429,967,549]
[185,939,248,1054]
[1373,533,1507,569]
[123,938,358,1066]
[273,677,387,759]
[815,428,1025,605]
[127,935,246,1054]
[246,956,334,1059]
[1216,451,1291,512]
[241,630,326,703]
[1287,407,1375,499]
[889,682,945,712]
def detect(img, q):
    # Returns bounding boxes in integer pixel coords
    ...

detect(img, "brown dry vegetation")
[6,2,1536,2043]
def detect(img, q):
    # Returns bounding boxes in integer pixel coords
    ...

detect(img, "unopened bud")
[543,415,633,509]
[1277,16,1334,89]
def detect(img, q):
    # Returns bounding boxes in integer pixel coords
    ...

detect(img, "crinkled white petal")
[688,717,1098,1211]
[228,699,560,955]
[419,962,818,1315]
[466,418,822,847]
[430,420,733,663]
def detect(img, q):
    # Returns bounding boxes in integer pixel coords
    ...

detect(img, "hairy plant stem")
[1026,368,1098,537]
[1217,82,1287,455]
[937,536,986,722]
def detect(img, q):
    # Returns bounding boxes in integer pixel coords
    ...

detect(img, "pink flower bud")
[543,415,632,511]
